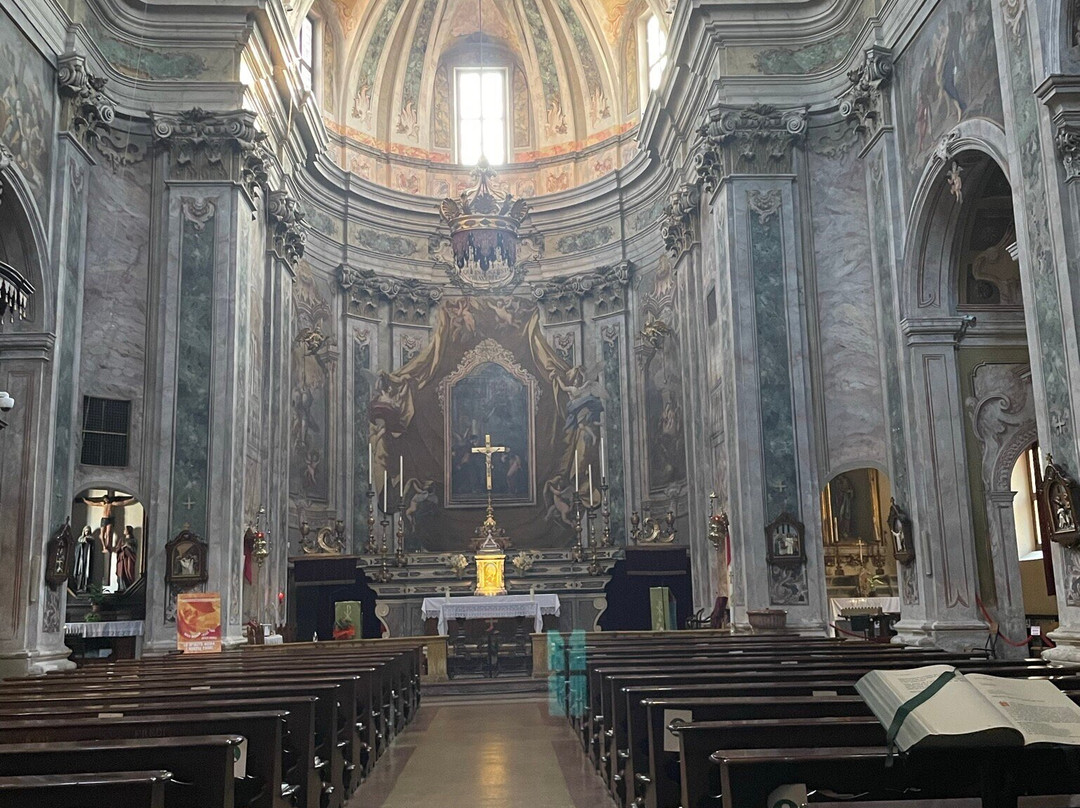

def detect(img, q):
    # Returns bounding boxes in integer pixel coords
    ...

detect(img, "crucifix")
[471,434,507,493]
[79,490,137,587]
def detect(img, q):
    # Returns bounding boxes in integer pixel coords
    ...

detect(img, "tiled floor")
[348,698,615,807]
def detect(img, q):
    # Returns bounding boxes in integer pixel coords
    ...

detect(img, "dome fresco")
[305,0,662,195]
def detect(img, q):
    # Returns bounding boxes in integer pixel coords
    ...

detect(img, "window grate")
[81,397,131,467]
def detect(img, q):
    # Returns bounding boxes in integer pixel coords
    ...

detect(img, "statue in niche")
[831,474,856,539]
[116,526,138,591]
[71,525,93,592]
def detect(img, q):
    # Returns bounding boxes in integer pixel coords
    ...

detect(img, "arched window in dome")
[643,13,668,92]
[456,67,507,166]
[297,14,316,94]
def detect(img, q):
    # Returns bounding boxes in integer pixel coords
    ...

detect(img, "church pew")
[584,646,973,758]
[596,654,1029,780]
[710,745,1080,808]
[0,696,320,808]
[94,651,411,744]
[673,717,884,808]
[0,682,345,808]
[0,770,173,808]
[14,665,381,779]
[0,734,243,808]
[618,662,1069,808]
[0,711,287,808]
[644,683,1080,808]
[607,657,1053,784]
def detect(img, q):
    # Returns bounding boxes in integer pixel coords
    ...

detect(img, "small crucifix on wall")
[471,434,507,493]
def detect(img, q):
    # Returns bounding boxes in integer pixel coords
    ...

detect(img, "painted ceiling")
[304,0,661,195]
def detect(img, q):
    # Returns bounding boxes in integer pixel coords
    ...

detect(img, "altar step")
[422,674,549,701]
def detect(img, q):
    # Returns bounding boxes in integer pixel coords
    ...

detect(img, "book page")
[856,666,1013,750]
[967,674,1080,746]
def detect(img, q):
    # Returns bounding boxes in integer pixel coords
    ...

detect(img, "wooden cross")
[471,433,507,493]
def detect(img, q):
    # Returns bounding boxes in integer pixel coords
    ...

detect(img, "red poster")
[177,592,222,653]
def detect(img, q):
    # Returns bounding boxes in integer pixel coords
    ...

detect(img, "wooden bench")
[0,734,243,808]
[0,770,173,808]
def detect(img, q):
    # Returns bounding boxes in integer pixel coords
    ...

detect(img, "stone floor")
[347,697,615,807]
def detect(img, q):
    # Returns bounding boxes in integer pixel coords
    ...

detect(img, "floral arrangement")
[447,553,469,578]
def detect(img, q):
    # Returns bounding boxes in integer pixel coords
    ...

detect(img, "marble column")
[993,3,1080,664]
[695,104,826,632]
[142,108,273,652]
[893,320,987,650]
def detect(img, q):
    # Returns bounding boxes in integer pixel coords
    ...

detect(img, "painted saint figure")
[71,525,93,592]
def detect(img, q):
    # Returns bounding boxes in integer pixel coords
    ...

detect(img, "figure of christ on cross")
[471,434,507,494]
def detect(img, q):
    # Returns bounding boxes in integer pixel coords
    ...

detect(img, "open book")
[855,665,1080,752]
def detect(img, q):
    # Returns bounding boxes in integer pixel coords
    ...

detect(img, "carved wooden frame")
[45,522,74,589]
[765,511,805,566]
[1041,456,1080,549]
[165,529,209,585]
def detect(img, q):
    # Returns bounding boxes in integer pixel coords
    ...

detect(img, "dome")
[308,0,663,196]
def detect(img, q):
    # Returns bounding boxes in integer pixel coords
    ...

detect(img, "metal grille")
[80,397,131,467]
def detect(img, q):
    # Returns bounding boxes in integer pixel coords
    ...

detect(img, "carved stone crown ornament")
[661,183,700,260]
[837,47,894,140]
[434,158,541,292]
[57,54,116,153]
[695,103,809,192]
[267,190,307,266]
[149,108,270,203]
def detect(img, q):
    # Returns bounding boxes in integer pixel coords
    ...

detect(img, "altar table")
[421,594,561,636]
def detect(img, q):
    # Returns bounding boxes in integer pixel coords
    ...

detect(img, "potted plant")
[85,583,105,622]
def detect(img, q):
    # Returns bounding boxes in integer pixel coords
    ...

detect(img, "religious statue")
[78,491,137,587]
[71,525,93,592]
[116,526,138,591]
[831,474,855,539]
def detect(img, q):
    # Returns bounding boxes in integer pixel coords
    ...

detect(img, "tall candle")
[368,444,373,485]
[600,437,606,479]
[588,465,594,506]
[859,541,864,563]
[383,470,388,511]
[399,456,404,498]
[574,451,580,490]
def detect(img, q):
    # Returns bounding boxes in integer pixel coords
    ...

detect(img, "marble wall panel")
[76,160,152,495]
[601,324,626,541]
[808,128,888,473]
[353,328,372,548]
[169,197,217,537]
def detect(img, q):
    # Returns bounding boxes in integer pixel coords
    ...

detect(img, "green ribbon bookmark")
[884,669,959,763]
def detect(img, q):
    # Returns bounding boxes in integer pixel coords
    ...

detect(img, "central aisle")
[348,698,615,808]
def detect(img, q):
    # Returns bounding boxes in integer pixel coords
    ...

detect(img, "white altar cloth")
[64,620,145,638]
[421,594,560,636]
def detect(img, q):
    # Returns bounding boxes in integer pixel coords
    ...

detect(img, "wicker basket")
[746,609,788,631]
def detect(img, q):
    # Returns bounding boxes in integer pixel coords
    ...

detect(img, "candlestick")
[399,456,404,498]
[368,444,373,485]
[600,437,606,478]
[859,540,864,563]
[574,451,579,490]
[588,465,594,507]
[383,470,388,511]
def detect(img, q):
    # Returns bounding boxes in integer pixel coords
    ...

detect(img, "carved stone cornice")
[837,47,893,142]
[530,261,631,322]
[267,190,306,266]
[150,108,268,200]
[342,267,442,324]
[695,104,808,191]
[661,183,700,261]
[57,53,115,153]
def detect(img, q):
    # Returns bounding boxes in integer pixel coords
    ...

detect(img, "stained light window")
[456,68,506,166]
[645,14,668,92]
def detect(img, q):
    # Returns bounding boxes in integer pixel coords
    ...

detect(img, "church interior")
[6,0,1080,804]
